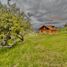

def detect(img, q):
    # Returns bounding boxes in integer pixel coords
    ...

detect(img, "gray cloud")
[1,0,67,28]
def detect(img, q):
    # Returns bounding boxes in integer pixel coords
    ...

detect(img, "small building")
[39,25,58,34]
[39,25,49,34]
[47,25,58,34]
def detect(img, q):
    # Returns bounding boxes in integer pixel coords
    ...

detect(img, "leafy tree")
[0,2,31,47]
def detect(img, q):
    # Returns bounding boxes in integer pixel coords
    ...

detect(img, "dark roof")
[39,25,49,30]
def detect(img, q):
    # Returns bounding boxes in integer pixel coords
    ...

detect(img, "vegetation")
[0,1,67,67]
[0,28,66,67]
[0,2,31,47]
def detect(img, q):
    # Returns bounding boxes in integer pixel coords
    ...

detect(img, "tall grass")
[0,28,67,67]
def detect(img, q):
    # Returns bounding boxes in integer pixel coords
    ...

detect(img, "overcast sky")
[0,0,67,27]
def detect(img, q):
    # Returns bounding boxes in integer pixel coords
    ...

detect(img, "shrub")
[0,3,31,47]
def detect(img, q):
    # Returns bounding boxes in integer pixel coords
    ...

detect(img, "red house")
[39,25,58,34]
[39,25,49,34]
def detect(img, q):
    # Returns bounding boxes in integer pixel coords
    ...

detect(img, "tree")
[0,3,31,47]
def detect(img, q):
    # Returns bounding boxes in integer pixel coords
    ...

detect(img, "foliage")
[0,3,31,47]
[0,29,67,67]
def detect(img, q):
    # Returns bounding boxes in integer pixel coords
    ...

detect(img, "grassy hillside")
[0,28,67,67]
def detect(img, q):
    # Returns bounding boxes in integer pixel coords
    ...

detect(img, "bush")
[0,3,31,47]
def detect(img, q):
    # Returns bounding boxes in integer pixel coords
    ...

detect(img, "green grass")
[0,28,67,67]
